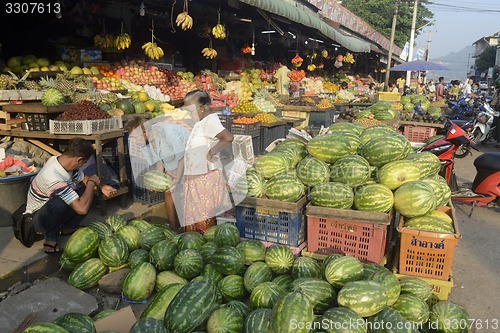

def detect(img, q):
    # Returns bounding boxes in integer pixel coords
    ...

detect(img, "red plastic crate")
[403,125,437,143]
[306,204,394,263]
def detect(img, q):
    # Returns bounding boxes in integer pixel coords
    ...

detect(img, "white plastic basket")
[232,135,255,165]
[49,116,122,135]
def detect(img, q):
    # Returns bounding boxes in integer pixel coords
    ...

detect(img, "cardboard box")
[94,306,137,333]
[80,49,102,62]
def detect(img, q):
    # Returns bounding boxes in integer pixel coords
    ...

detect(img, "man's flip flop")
[43,243,61,255]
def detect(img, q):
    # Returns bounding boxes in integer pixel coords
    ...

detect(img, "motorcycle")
[447,97,476,121]
[444,118,475,158]
[470,101,498,145]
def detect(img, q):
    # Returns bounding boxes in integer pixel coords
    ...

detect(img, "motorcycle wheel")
[454,144,470,158]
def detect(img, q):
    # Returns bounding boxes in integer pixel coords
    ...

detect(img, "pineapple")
[0,74,13,90]
[38,76,56,89]
[5,71,30,90]
[23,80,40,91]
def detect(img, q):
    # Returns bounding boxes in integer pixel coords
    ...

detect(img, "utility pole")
[384,0,400,91]
[406,0,419,87]
[426,30,432,61]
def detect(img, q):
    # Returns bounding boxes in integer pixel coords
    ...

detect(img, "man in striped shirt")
[24,138,116,254]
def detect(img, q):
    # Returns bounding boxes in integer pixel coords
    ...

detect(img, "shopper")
[274,61,291,96]
[462,79,478,98]
[182,90,233,233]
[427,79,436,94]
[22,138,117,254]
[396,76,406,93]
[416,83,427,95]
[436,77,446,101]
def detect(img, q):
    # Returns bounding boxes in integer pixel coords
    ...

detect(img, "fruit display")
[115,33,131,50]
[253,113,280,124]
[231,100,259,114]
[212,23,226,40]
[56,100,111,120]
[41,88,65,106]
[201,47,218,59]
[142,41,164,60]
[232,116,258,124]
[287,69,306,82]
[291,53,303,67]
[316,98,332,109]
[94,33,115,49]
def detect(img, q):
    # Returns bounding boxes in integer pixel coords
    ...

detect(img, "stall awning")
[238,0,371,53]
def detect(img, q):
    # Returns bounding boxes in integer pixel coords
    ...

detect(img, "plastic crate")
[25,113,49,131]
[308,110,335,130]
[403,125,437,143]
[397,206,461,280]
[281,110,309,129]
[377,92,401,102]
[306,204,394,263]
[235,196,307,247]
[217,113,231,131]
[49,116,122,134]
[259,123,286,153]
[394,273,454,306]
[252,136,260,157]
[231,122,261,137]
[232,135,256,164]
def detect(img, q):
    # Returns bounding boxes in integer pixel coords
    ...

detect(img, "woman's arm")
[208,129,233,161]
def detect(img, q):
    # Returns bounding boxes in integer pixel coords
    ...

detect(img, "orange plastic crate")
[403,125,437,143]
[306,204,394,263]
[397,206,461,280]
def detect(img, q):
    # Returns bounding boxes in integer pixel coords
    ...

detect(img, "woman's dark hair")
[184,89,211,106]
[63,138,93,160]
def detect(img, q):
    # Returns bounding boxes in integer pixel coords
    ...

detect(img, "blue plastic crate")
[259,123,286,152]
[235,196,307,246]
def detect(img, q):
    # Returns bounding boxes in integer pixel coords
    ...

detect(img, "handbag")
[12,203,39,248]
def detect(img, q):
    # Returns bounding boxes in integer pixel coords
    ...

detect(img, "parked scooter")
[445,119,475,158]
[471,101,498,145]
[447,97,476,121]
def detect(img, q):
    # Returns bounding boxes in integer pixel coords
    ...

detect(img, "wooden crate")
[0,110,25,130]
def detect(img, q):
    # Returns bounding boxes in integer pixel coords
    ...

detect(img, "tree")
[340,0,434,49]
[475,46,496,72]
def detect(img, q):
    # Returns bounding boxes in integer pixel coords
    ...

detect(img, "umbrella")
[390,60,449,71]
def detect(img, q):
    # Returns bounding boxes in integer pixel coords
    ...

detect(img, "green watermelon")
[250,282,285,309]
[115,225,141,252]
[244,308,272,333]
[98,235,128,268]
[63,228,100,263]
[206,306,244,333]
[291,256,321,279]
[361,263,391,279]
[201,263,225,285]
[127,248,150,268]
[236,240,266,265]
[360,133,411,167]
[324,255,364,288]
[217,275,246,301]
[360,124,397,146]
[23,323,70,333]
[429,301,469,333]
[404,215,455,233]
[139,226,166,251]
[199,241,218,261]
[221,300,251,319]
[322,307,367,332]
[271,291,315,333]
[122,262,156,301]
[174,249,204,279]
[214,223,240,247]
[405,152,441,179]
[149,240,178,271]
[87,221,114,239]
[296,155,330,186]
[265,246,295,274]
[203,225,218,242]
[68,258,109,290]
[272,274,294,291]
[155,271,188,292]
[354,183,394,213]
[128,219,152,232]
[430,210,453,224]
[177,231,206,251]
[368,306,419,333]
[265,174,305,202]
[246,168,266,198]
[329,122,365,136]
[210,246,246,275]
[291,277,337,314]
[255,153,290,179]
[104,214,127,233]
[143,170,171,192]
[141,283,184,320]
[307,133,356,164]
[130,318,167,333]
[398,276,433,301]
[310,182,354,209]
[378,160,422,190]
[93,309,116,321]
[392,294,430,324]
[394,181,437,218]
[244,261,273,292]
[330,154,371,186]
[59,253,79,272]
[272,146,304,168]
[54,313,95,333]
[369,270,401,306]
[337,280,388,317]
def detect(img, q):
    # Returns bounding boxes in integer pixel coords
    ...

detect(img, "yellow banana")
[176,12,186,26]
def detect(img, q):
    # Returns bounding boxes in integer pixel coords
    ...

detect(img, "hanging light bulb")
[140,2,145,16]
[251,43,255,56]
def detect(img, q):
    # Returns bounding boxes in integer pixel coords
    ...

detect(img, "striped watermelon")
[164,279,217,333]
[115,225,141,252]
[88,221,114,239]
[68,258,109,290]
[127,249,150,268]
[291,277,337,314]
[398,276,433,301]
[202,263,225,285]
[360,124,397,146]
[422,177,450,208]
[405,152,441,179]
[368,270,401,306]
[394,181,437,218]
[296,155,330,187]
[178,231,206,251]
[404,215,455,233]
[174,249,204,279]
[246,168,266,198]
[218,275,246,301]
[310,182,354,209]
[250,282,285,309]
[128,219,152,232]
[155,271,188,292]
[436,176,452,206]
[23,323,70,333]
[236,240,266,265]
[429,301,469,333]
[392,294,430,324]
[330,154,371,187]
[430,209,453,224]
[143,170,171,192]
[360,133,411,167]
[255,153,290,179]
[149,240,178,271]
[244,308,272,333]
[210,246,246,275]
[214,223,240,247]
[272,274,294,291]
[104,214,127,233]
[378,160,422,190]
[361,263,391,279]
[265,246,295,274]
[199,241,218,261]
[221,300,251,319]
[53,313,95,333]
[63,228,100,263]
[337,280,388,317]
[354,183,394,213]
[122,262,156,301]
[206,306,244,333]
[272,146,304,168]
[329,122,366,136]
[141,283,184,320]
[291,256,321,279]
[265,174,305,202]
[279,137,307,151]
[320,253,343,276]
[139,226,166,250]
[244,261,273,292]
[93,309,117,321]
[203,225,218,242]
[59,253,79,272]
[339,131,362,153]
[368,306,418,333]
[98,235,128,267]
[324,255,364,288]
[130,318,167,333]
[271,291,315,333]
[307,133,356,164]
[322,307,367,332]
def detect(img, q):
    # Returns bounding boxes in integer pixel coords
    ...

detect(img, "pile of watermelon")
[24,219,470,333]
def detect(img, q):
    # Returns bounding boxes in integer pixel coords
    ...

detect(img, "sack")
[12,203,38,248]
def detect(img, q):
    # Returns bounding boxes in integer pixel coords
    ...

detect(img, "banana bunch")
[322,50,328,58]
[115,33,131,50]
[212,24,226,39]
[344,53,355,64]
[94,34,115,49]
[311,52,317,59]
[142,42,164,60]
[176,12,193,31]
[201,48,218,59]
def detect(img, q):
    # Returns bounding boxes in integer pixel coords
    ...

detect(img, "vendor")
[22,138,117,254]
[274,61,291,96]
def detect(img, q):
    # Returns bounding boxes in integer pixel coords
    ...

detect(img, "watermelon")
[127,249,150,268]
[337,280,388,317]
[23,323,70,333]
[53,313,95,333]
[272,146,303,168]
[272,274,294,291]
[93,309,116,321]
[210,246,246,275]
[122,262,156,301]
[116,99,135,114]
[63,228,100,263]
[329,122,365,136]
[98,235,128,268]
[178,231,206,251]
[369,270,401,306]
[354,183,394,213]
[360,125,397,145]
[255,153,290,179]
[164,279,217,333]
[296,156,330,186]
[307,133,356,164]
[361,263,391,279]
[143,170,171,192]
[322,307,367,332]
[310,182,354,209]
[291,256,321,279]
[324,255,364,288]
[291,277,337,314]
[115,225,141,252]
[199,241,218,261]
[250,282,285,309]
[174,249,204,279]
[128,219,152,232]
[155,271,188,292]
[104,214,127,233]
[340,131,362,153]
[271,291,315,333]
[139,226,166,250]
[59,253,79,272]
[430,210,453,224]
[68,258,109,290]
[203,225,218,242]
[392,294,430,324]
[404,215,455,233]
[149,240,178,271]
[423,177,451,208]
[279,137,307,151]
[265,174,305,202]
[206,306,244,333]
[87,221,114,239]
[378,160,422,190]
[405,152,441,179]
[221,300,251,319]
[141,283,184,320]
[360,133,411,167]
[130,318,167,333]
[236,240,266,265]
[244,261,273,292]
[202,263,225,285]
[368,306,418,333]
[218,275,246,301]
[429,301,469,333]
[244,308,272,333]
[330,154,371,187]
[265,246,295,274]
[214,223,240,247]
[398,276,433,301]
[245,168,266,198]
[394,181,437,218]
[320,253,343,276]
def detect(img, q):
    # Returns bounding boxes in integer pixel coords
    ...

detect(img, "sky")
[414,0,500,59]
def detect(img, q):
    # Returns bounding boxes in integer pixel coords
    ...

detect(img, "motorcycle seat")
[474,152,500,171]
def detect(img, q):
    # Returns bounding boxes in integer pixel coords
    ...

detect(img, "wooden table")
[0,129,129,215]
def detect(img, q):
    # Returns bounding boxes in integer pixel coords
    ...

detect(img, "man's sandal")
[43,243,61,255]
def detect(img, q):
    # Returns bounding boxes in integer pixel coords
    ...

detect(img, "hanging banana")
[201,47,218,59]
[212,24,226,40]
[176,12,193,31]
[115,33,131,50]
[142,42,164,60]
